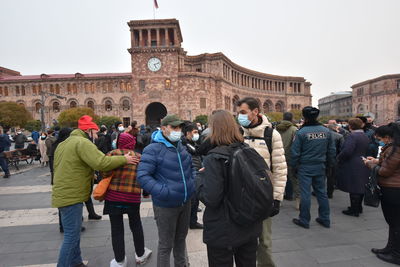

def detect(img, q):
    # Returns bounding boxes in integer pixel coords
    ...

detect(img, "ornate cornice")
[352,74,400,88]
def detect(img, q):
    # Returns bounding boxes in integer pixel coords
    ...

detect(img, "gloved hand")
[270,200,281,217]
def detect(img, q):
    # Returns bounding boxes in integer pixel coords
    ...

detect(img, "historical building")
[318,91,353,118]
[352,74,400,125]
[0,18,312,127]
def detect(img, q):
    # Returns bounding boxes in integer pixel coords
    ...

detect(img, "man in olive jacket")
[52,115,137,267]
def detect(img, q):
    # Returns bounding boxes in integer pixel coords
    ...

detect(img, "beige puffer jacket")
[242,115,287,201]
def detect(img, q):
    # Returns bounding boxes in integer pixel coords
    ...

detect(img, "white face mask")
[118,126,124,132]
[192,133,200,142]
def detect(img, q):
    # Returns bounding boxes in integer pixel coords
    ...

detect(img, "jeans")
[57,203,83,267]
[298,167,330,227]
[0,155,9,175]
[153,202,191,267]
[207,238,257,267]
[109,204,145,262]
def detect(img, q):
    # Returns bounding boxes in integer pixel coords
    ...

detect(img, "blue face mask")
[168,131,182,142]
[238,113,251,127]
[379,141,385,147]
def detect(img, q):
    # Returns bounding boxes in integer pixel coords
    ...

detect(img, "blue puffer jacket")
[137,130,195,208]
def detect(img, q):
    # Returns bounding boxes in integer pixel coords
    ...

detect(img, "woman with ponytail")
[365,123,400,265]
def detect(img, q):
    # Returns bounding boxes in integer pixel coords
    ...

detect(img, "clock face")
[147,57,162,72]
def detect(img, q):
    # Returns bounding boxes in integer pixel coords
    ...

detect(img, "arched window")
[232,95,240,113]
[275,102,284,112]
[35,102,42,113]
[263,100,273,113]
[18,102,25,107]
[70,101,77,108]
[122,100,130,111]
[105,100,112,111]
[53,102,60,113]
[87,100,94,110]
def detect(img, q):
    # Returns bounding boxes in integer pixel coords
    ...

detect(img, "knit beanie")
[118,133,136,150]
[78,115,99,131]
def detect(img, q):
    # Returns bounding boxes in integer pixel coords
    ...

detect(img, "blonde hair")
[209,110,244,146]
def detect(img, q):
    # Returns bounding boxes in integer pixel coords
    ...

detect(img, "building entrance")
[145,102,167,126]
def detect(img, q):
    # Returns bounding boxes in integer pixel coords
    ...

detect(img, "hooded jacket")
[137,130,195,208]
[276,120,297,161]
[52,129,127,208]
[241,115,287,201]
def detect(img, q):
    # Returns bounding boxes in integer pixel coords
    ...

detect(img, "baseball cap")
[161,114,184,127]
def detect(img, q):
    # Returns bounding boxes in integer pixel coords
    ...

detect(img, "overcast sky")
[1,0,399,105]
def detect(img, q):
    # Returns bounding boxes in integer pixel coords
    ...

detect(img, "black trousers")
[109,204,145,262]
[381,187,400,227]
[207,238,258,267]
[190,195,199,225]
[326,166,336,196]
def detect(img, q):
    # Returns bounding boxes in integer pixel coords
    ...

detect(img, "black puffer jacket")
[181,137,203,171]
[196,144,262,248]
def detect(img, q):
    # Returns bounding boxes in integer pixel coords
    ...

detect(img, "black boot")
[342,194,360,217]
[377,228,400,265]
[85,198,102,220]
[372,227,394,255]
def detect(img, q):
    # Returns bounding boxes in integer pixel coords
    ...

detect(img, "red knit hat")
[118,133,136,150]
[78,115,99,131]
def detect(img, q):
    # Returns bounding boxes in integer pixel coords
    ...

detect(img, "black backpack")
[211,143,274,227]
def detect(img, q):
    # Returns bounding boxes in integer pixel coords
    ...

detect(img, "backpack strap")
[263,127,273,156]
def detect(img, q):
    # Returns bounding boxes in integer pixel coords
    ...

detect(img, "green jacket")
[276,120,297,161]
[52,129,127,208]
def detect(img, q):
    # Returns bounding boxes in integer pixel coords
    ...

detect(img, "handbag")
[93,173,113,201]
[364,166,381,207]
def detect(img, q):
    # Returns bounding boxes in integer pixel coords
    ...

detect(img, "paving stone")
[307,244,371,263]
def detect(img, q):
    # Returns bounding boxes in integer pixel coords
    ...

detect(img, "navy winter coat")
[137,130,195,208]
[336,131,370,194]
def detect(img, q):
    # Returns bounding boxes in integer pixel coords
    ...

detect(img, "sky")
[1,0,400,105]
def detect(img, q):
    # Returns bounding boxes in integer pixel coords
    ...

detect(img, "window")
[16,86,20,96]
[70,101,77,108]
[105,100,112,111]
[21,86,25,96]
[87,100,94,110]
[67,84,71,95]
[85,83,90,94]
[126,82,132,92]
[50,84,54,94]
[120,82,126,92]
[72,84,77,94]
[108,83,113,93]
[53,102,60,113]
[35,102,42,113]
[397,80,400,89]
[90,83,95,94]
[123,117,131,127]
[32,85,37,95]
[122,100,130,111]
[103,83,107,93]
[165,79,171,90]
[139,80,145,92]
[55,84,60,94]
[357,87,364,96]
[200,98,206,109]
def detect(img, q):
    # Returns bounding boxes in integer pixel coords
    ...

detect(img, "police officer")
[290,106,336,229]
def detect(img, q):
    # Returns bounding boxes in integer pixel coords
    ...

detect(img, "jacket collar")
[242,114,271,137]
[152,130,180,148]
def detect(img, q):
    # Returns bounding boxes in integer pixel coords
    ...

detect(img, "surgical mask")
[168,131,182,142]
[118,126,124,132]
[379,141,385,147]
[41,136,46,140]
[192,133,200,142]
[238,113,251,127]
[198,127,202,131]
[17,131,22,134]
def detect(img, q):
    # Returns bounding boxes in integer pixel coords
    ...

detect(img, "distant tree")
[58,107,98,128]
[0,102,32,128]
[25,120,42,132]
[95,116,121,128]
[266,112,283,122]
[194,114,208,125]
[290,110,303,121]
[318,115,337,124]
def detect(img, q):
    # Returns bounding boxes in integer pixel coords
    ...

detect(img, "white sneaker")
[135,247,152,265]
[110,256,127,267]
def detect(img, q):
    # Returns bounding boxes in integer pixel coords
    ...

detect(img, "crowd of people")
[1,96,400,267]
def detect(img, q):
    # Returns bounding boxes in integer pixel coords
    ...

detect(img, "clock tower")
[127,19,186,125]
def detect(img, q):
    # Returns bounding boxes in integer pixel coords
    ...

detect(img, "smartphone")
[361,156,367,160]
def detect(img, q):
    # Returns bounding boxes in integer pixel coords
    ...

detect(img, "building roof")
[351,74,400,88]
[0,72,132,82]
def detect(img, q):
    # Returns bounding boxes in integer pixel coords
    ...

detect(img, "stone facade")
[352,74,400,125]
[318,91,353,118]
[0,18,312,127]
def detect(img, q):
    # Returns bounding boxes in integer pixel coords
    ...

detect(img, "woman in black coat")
[337,118,370,217]
[196,110,262,267]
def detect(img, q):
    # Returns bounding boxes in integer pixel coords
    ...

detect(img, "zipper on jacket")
[175,146,188,203]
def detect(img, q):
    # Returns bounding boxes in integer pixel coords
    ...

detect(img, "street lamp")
[39,91,66,132]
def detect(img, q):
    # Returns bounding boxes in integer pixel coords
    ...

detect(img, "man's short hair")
[283,112,293,121]
[183,123,197,136]
[348,118,364,130]
[237,97,260,111]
